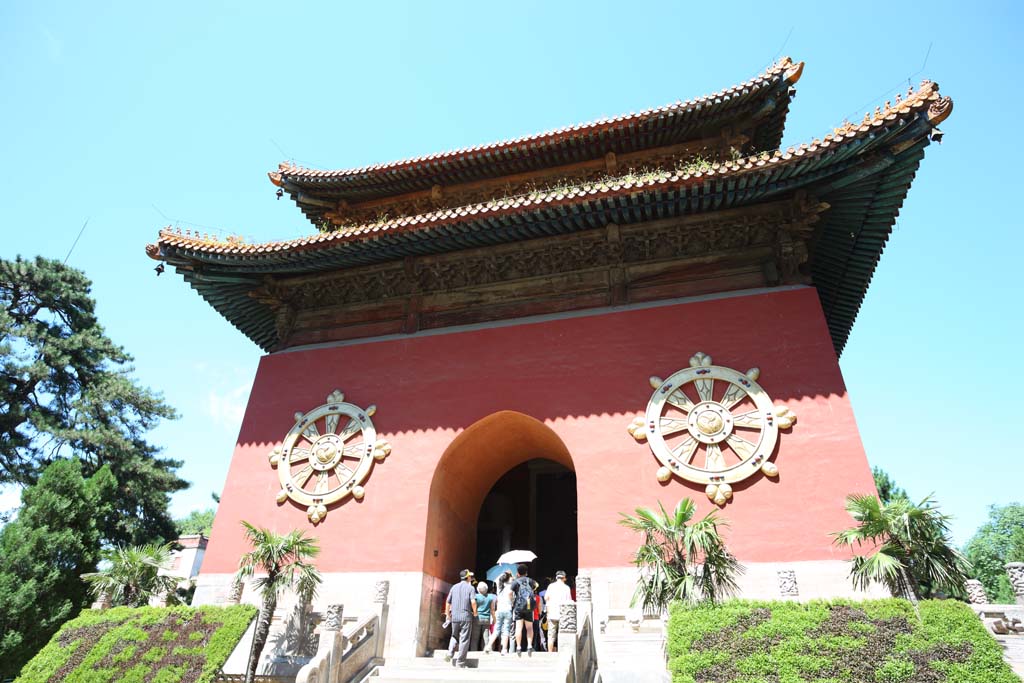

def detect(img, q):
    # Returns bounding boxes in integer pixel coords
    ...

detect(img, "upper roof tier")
[270,58,804,227]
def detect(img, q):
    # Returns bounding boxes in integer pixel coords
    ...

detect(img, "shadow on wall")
[233,288,846,450]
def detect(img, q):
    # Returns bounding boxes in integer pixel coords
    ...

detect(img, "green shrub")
[14,605,256,683]
[667,599,1018,683]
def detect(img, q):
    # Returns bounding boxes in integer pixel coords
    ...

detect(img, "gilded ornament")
[269,389,390,523]
[628,352,796,505]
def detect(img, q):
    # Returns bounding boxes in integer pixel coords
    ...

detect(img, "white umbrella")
[497,549,537,565]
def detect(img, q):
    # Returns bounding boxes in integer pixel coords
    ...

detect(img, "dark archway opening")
[474,458,578,584]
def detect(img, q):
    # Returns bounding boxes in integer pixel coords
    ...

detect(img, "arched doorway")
[475,459,578,583]
[419,411,578,652]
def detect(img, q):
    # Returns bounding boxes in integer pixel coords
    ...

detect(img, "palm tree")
[82,543,181,607]
[619,498,742,612]
[833,493,972,605]
[235,522,321,683]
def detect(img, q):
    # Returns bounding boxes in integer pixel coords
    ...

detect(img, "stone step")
[598,667,671,683]
[430,650,561,663]
[371,652,563,682]
[598,632,664,642]
[371,665,561,683]
[373,674,558,682]
[380,652,560,669]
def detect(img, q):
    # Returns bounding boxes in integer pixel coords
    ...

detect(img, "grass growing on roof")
[667,599,1017,683]
[14,604,257,683]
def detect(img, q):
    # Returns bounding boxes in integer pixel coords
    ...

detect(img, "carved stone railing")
[295,605,342,683]
[1006,563,1024,605]
[90,590,112,611]
[295,581,390,683]
[557,576,598,683]
[965,579,989,605]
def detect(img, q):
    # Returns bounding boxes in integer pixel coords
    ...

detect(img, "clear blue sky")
[1,1,1020,545]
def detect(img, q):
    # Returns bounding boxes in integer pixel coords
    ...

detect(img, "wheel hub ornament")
[627,352,796,505]
[269,390,391,524]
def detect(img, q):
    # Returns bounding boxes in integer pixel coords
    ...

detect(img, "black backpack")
[513,577,534,613]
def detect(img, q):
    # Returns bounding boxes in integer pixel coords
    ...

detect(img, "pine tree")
[0,255,186,544]
[0,460,115,678]
[872,466,909,505]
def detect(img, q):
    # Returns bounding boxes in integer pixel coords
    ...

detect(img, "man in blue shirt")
[444,569,478,667]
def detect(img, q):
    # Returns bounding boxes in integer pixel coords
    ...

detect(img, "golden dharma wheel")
[629,352,795,505]
[269,390,390,524]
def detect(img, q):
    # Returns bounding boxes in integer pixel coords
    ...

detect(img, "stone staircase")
[994,635,1024,680]
[368,650,564,682]
[595,615,669,683]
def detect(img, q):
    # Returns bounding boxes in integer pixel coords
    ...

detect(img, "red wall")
[203,287,876,576]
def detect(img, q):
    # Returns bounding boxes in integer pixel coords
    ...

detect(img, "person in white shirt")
[544,570,573,652]
[489,571,515,655]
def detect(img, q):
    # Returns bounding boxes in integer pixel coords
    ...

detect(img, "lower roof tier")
[148,80,952,355]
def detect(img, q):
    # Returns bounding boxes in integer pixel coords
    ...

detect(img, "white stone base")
[195,570,443,659]
[194,560,886,666]
[584,561,888,626]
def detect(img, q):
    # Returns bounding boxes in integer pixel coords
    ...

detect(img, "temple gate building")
[147,58,952,662]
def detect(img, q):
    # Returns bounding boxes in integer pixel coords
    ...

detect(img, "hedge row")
[667,599,1018,683]
[15,605,257,683]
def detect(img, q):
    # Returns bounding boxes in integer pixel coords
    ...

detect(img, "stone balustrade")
[965,579,988,605]
[1006,563,1024,605]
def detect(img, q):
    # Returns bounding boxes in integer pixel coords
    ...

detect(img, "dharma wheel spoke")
[289,447,311,464]
[696,378,714,402]
[665,390,693,413]
[314,471,330,494]
[719,383,747,410]
[325,413,339,435]
[672,436,699,464]
[659,417,689,437]
[705,443,725,471]
[292,464,314,488]
[302,422,320,441]
[334,464,354,480]
[337,419,361,443]
[731,410,763,429]
[341,443,365,461]
[725,434,757,461]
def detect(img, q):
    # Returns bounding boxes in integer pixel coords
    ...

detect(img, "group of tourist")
[442,564,573,668]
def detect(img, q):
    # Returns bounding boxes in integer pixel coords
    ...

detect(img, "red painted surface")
[203,287,876,577]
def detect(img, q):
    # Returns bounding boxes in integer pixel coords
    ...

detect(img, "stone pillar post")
[964,579,988,605]
[576,576,592,603]
[777,569,799,598]
[320,605,344,682]
[374,580,390,606]
[560,603,578,634]
[324,604,344,632]
[90,590,111,610]
[227,577,244,605]
[373,580,390,657]
[1006,563,1024,605]
[558,602,580,676]
[576,575,592,625]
